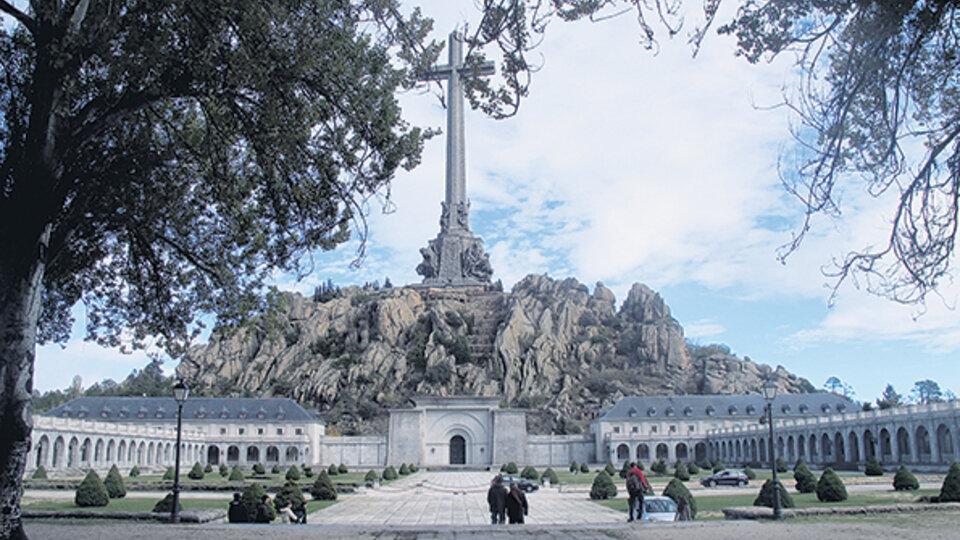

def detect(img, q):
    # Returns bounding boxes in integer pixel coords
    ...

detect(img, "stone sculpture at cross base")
[415,31,494,286]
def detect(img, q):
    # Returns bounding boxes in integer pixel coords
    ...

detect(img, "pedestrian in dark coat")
[228,492,248,523]
[487,475,507,524]
[625,463,649,522]
[505,484,528,524]
[255,494,273,523]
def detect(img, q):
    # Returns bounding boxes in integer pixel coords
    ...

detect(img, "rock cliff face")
[177,274,814,434]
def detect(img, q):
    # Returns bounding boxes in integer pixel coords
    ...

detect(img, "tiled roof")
[44,397,317,422]
[598,393,852,421]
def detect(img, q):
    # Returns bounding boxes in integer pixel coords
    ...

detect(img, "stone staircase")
[416,286,508,361]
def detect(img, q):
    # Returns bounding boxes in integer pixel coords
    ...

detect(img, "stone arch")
[147,442,155,465]
[137,441,145,465]
[286,446,299,463]
[897,427,911,458]
[798,435,806,459]
[736,440,742,460]
[53,436,65,468]
[266,446,279,463]
[787,436,795,461]
[246,446,260,463]
[834,432,845,462]
[750,439,758,462]
[777,436,785,461]
[848,431,860,462]
[880,429,892,458]
[227,445,240,463]
[35,435,50,468]
[208,446,220,466]
[916,425,931,460]
[94,439,104,464]
[617,444,630,461]
[68,437,79,467]
[937,424,954,459]
[759,438,766,463]
[821,433,832,460]
[676,443,688,461]
[695,442,707,463]
[808,435,818,460]
[656,443,668,460]
[449,435,466,465]
[118,440,126,464]
[637,443,649,461]
[80,438,92,463]
[106,439,116,462]
[863,430,876,460]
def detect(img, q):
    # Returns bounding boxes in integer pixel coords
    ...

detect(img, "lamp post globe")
[762,380,782,519]
[171,380,189,523]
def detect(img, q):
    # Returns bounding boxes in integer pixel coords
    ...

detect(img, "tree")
[241,483,273,521]
[793,459,816,493]
[823,377,854,399]
[310,471,337,501]
[188,462,205,480]
[939,462,960,502]
[893,465,919,491]
[285,466,301,482]
[104,465,126,499]
[274,480,305,510]
[75,470,109,507]
[673,461,690,481]
[864,456,884,476]
[753,479,795,509]
[0,1,444,535]
[911,379,944,404]
[719,0,960,306]
[876,384,904,410]
[816,468,848,502]
[589,471,618,500]
[662,478,697,519]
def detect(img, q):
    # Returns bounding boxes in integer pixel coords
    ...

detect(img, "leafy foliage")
[542,468,560,485]
[876,384,904,410]
[893,465,919,491]
[188,462,205,480]
[816,467,848,502]
[310,471,337,501]
[338,464,348,474]
[674,461,690,481]
[382,466,398,480]
[865,456,884,476]
[651,458,668,475]
[939,462,960,502]
[163,467,174,481]
[274,480,305,510]
[687,462,700,475]
[793,460,816,493]
[663,478,697,519]
[31,467,47,480]
[604,462,617,476]
[242,483,274,520]
[75,471,109,507]
[590,471,618,500]
[104,465,126,499]
[569,461,578,473]
[753,479,794,509]
[219,464,229,477]
[271,465,281,475]
[712,460,725,474]
[129,466,140,478]
[152,493,181,513]
[253,463,265,475]
[504,462,519,474]
[521,465,539,480]
[327,464,339,476]
[229,466,245,482]
[399,464,410,476]
[743,466,756,480]
[364,470,380,483]
[580,462,590,473]
[775,457,788,473]
[286,466,301,481]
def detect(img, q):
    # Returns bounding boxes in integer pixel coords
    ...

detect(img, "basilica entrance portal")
[449,435,466,465]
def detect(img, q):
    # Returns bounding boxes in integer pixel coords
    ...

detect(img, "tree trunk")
[0,226,49,540]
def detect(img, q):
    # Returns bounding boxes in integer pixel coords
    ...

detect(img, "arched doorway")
[449,435,466,465]
[207,446,220,466]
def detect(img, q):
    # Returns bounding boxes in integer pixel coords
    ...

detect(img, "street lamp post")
[762,380,782,520]
[171,380,189,523]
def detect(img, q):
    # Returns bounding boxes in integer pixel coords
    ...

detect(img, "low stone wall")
[318,435,387,467]
[525,434,594,466]
[22,509,226,523]
[723,502,960,520]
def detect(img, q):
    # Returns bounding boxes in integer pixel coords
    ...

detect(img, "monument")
[416,32,495,286]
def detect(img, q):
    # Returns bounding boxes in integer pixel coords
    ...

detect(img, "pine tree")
[542,467,560,485]
[286,466,301,481]
[328,464,339,476]
[188,462,205,480]
[31,467,47,480]
[104,465,126,499]
[793,459,816,493]
[939,462,960,502]
[219,464,229,477]
[893,465,919,491]
[152,492,181,513]
[663,478,697,519]
[382,466,398,480]
[274,480,305,509]
[674,461,690,481]
[816,467,848,502]
[229,466,245,482]
[753,479,795,508]
[338,464,348,474]
[589,471,618,500]
[399,463,410,475]
[604,461,617,476]
[743,466,757,480]
[775,457,788,473]
[162,467,174,481]
[310,471,337,500]
[242,483,274,520]
[569,461,578,473]
[74,470,109,507]
[864,456,884,476]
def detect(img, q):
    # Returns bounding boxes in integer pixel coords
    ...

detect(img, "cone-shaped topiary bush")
[303,466,314,477]
[327,463,339,476]
[382,465,398,480]
[504,462,518,474]
[663,478,697,519]
[651,458,668,475]
[75,470,109,507]
[865,456,884,476]
[188,462,205,480]
[674,461,690,481]
[753,479,795,508]
[521,465,539,480]
[364,469,380,483]
[569,461,578,473]
[104,465,126,499]
[271,464,281,475]
[636,460,644,471]
[229,465,245,481]
[409,463,418,473]
[620,460,631,479]
[893,465,919,491]
[253,463,265,475]
[204,463,213,473]
[129,466,140,477]
[162,467,174,481]
[816,467,848,502]
[744,466,757,480]
[242,483,274,520]
[542,467,560,485]
[286,465,301,481]
[939,462,960,502]
[712,459,725,474]
[152,492,181,513]
[776,458,788,473]
[399,463,410,475]
[219,464,228,477]
[580,462,590,473]
[338,464,348,474]
[604,462,616,476]
[310,470,337,500]
[687,462,700,475]
[32,466,47,480]
[793,459,816,493]
[589,471,617,500]
[274,480,305,509]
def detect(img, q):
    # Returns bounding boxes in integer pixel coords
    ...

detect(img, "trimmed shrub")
[636,460,644,471]
[242,483,274,520]
[188,462,205,480]
[521,465,539,481]
[793,458,803,472]
[274,480,305,509]
[793,459,816,493]
[286,466,301,481]
[743,466,757,480]
[620,460,631,479]
[651,458,668,475]
[712,460,725,474]
[75,470,109,507]
[32,466,47,480]
[674,461,690,481]
[542,467,560,485]
[253,463,265,475]
[399,463,410,476]
[409,464,418,473]
[303,466,314,478]
[893,465,919,491]
[328,464,339,476]
[229,466,245,481]
[939,462,960,502]
[104,465,126,499]
[310,471,337,501]
[219,464,228,477]
[338,464,348,474]
[687,462,700,475]
[663,478,697,519]
[753,479,795,508]
[204,463,213,473]
[364,469,380,483]
[504,462,519,474]
[152,492,181,513]
[865,456,884,476]
[589,471,617,500]
[129,466,140,477]
[569,461,578,473]
[775,458,788,473]
[271,464,281,475]
[382,466,398,480]
[580,462,590,473]
[816,467,848,502]
[604,461,616,476]
[162,467,174,481]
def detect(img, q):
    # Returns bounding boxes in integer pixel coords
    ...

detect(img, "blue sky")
[34,2,959,404]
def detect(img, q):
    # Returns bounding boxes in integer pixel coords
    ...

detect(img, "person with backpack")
[227,492,248,523]
[625,462,649,522]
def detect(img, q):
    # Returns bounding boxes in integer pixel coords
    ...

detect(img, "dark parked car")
[700,469,749,487]
[499,474,540,492]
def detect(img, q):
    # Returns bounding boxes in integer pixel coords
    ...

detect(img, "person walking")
[625,462,649,522]
[505,483,528,524]
[228,492,248,523]
[487,475,507,524]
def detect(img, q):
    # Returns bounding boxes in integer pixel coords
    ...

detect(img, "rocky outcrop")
[177,274,814,435]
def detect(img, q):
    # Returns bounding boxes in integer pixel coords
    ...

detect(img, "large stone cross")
[415,31,495,286]
[419,31,494,233]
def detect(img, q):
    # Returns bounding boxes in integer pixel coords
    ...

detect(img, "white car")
[641,496,678,522]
